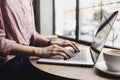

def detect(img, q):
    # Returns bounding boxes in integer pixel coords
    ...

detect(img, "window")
[54,0,76,38]
[54,0,120,49]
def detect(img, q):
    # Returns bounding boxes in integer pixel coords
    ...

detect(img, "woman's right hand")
[35,44,73,59]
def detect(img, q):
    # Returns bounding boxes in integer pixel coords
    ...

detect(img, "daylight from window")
[54,0,120,49]
[55,0,76,38]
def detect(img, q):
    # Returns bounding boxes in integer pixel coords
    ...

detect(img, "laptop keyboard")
[66,49,87,62]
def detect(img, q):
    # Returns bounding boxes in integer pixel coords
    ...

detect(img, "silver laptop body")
[37,11,118,67]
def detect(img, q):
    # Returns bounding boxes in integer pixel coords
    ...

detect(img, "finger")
[52,44,73,58]
[57,52,69,59]
[63,41,79,52]
[71,42,80,52]
[66,42,79,52]
[60,48,73,58]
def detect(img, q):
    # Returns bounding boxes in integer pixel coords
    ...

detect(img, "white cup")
[103,50,120,72]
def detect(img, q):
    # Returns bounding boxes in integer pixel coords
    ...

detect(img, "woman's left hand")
[52,40,80,52]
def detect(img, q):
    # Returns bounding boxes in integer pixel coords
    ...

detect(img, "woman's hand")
[35,44,73,59]
[52,40,80,52]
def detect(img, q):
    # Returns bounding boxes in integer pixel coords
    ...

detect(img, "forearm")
[9,43,42,56]
[9,42,75,59]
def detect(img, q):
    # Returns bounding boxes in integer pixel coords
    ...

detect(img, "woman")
[0,0,79,80]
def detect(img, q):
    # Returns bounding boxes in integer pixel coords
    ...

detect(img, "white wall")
[40,0,53,35]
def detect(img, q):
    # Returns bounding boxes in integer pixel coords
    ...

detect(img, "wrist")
[33,47,43,57]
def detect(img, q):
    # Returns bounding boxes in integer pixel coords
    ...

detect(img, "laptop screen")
[90,11,118,63]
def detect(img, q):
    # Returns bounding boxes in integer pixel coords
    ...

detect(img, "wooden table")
[30,42,120,80]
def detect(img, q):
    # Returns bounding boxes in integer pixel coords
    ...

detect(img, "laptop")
[37,11,118,67]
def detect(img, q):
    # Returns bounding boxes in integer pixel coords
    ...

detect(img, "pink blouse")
[0,0,36,64]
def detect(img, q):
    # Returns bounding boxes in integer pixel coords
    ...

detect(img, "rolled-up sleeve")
[0,5,15,57]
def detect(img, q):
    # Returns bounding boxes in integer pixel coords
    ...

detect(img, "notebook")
[37,11,118,67]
